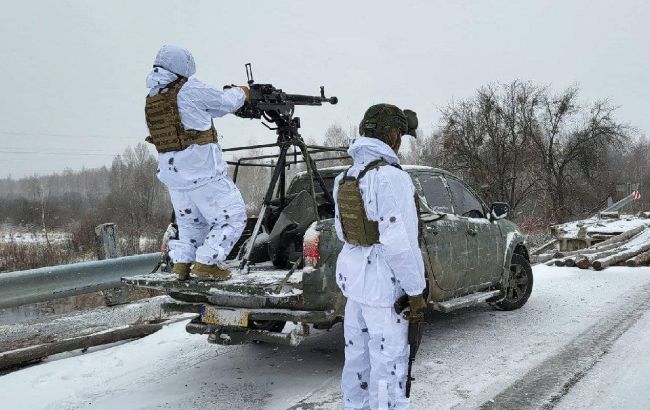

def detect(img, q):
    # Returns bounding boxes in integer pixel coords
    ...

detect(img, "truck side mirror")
[490,202,510,220]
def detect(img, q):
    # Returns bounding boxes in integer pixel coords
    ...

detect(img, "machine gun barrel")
[285,93,338,106]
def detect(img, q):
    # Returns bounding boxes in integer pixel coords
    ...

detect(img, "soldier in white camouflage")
[334,104,427,409]
[144,45,249,281]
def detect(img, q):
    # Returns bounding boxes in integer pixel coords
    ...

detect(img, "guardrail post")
[95,223,122,260]
[95,223,159,306]
[96,223,128,306]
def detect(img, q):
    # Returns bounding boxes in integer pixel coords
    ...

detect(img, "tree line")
[406,81,644,225]
[0,144,168,254]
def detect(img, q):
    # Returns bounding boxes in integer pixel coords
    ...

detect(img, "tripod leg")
[311,162,335,205]
[239,145,289,270]
[294,141,321,219]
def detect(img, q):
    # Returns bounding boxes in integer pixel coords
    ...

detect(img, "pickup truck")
[123,165,531,346]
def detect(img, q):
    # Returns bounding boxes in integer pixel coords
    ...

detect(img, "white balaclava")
[152,44,196,78]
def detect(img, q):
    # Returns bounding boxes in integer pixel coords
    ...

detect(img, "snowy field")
[1,265,650,409]
[0,230,71,244]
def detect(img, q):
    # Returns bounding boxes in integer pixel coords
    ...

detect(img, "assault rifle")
[394,294,425,398]
[234,63,339,271]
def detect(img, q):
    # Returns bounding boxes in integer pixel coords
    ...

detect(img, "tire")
[492,253,533,311]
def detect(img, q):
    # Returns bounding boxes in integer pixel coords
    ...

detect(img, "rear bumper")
[166,301,337,322]
[167,290,303,309]
[122,270,308,309]
[182,306,339,346]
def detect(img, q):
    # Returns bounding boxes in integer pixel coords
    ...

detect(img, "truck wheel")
[492,253,533,311]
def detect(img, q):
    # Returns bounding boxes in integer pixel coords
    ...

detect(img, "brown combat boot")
[191,262,231,281]
[172,262,192,281]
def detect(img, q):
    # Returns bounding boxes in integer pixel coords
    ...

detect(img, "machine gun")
[234,63,339,270]
[394,294,425,398]
[235,63,338,124]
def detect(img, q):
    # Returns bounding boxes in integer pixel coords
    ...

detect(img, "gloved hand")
[404,294,427,322]
[161,223,178,254]
[223,84,250,101]
[238,85,250,101]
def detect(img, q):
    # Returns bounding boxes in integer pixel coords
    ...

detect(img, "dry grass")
[0,220,160,273]
[0,239,87,273]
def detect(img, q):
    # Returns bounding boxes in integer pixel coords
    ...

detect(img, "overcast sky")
[0,0,648,178]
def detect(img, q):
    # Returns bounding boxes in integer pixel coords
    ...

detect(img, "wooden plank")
[0,323,163,371]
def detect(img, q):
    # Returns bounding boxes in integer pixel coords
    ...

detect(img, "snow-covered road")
[2,265,650,410]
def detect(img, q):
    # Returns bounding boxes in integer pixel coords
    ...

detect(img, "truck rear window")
[287,174,338,196]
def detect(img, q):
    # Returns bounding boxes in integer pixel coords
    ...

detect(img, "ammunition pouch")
[145,77,217,153]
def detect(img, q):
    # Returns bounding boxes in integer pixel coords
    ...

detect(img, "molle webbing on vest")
[144,77,217,153]
[337,159,392,246]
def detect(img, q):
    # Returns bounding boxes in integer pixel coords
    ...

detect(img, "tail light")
[303,223,320,270]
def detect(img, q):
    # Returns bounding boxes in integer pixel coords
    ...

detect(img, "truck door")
[413,172,468,291]
[445,177,503,287]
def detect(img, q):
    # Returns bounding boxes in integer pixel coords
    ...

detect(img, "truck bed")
[122,261,303,309]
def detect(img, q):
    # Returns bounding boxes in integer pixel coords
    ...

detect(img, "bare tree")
[404,129,444,167]
[439,81,542,210]
[437,82,632,222]
[323,123,350,148]
[320,123,351,167]
[532,90,630,221]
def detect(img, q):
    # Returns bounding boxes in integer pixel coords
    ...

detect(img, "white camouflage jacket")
[146,55,245,191]
[333,137,426,307]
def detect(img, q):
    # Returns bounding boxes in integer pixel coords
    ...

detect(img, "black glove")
[403,294,427,322]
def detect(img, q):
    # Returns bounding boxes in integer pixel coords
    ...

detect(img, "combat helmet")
[358,104,418,152]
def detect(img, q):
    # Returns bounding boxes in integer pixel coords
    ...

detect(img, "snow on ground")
[556,309,650,410]
[1,265,650,409]
[0,231,71,244]
[0,227,155,251]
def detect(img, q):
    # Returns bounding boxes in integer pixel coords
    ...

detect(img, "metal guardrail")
[601,191,641,214]
[0,253,159,310]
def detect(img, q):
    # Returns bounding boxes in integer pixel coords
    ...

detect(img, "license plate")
[200,306,249,327]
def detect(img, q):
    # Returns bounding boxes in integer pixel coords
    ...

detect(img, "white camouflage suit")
[333,137,426,410]
[146,45,247,266]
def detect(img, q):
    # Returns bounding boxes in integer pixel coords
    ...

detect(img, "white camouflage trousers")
[342,299,410,410]
[167,177,246,265]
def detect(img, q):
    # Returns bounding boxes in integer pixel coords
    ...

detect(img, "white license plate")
[201,306,249,327]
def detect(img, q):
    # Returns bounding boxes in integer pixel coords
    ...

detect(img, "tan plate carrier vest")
[338,159,423,247]
[337,160,390,246]
[144,77,217,153]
